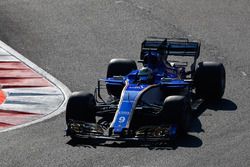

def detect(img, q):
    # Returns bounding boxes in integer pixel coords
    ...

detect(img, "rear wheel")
[194,62,226,100]
[161,95,192,134]
[106,59,137,97]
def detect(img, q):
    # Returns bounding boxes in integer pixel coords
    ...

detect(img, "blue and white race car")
[66,37,226,142]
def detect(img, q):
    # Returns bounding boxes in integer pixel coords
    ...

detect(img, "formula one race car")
[66,37,226,142]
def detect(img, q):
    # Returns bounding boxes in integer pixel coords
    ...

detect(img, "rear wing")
[140,37,201,78]
[140,37,200,60]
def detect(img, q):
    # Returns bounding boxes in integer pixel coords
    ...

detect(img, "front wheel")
[66,92,96,124]
[161,95,192,133]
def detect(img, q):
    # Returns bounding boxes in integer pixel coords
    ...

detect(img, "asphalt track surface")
[0,0,249,166]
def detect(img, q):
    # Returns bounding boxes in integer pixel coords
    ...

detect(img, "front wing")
[66,121,177,142]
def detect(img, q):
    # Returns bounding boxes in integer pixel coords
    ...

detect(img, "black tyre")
[194,62,226,100]
[66,92,96,124]
[161,95,192,133]
[106,59,137,97]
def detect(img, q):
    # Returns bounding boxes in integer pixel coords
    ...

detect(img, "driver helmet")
[138,67,153,82]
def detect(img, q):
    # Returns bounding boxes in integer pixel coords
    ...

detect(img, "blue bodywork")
[105,71,189,135]
[104,38,200,136]
[111,82,149,133]
[66,37,201,141]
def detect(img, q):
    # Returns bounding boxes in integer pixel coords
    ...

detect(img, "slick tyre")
[66,92,96,124]
[106,59,137,97]
[162,95,192,133]
[194,62,226,100]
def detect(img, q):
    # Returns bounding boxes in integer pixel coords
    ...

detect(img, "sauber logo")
[118,111,130,115]
[130,85,144,89]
